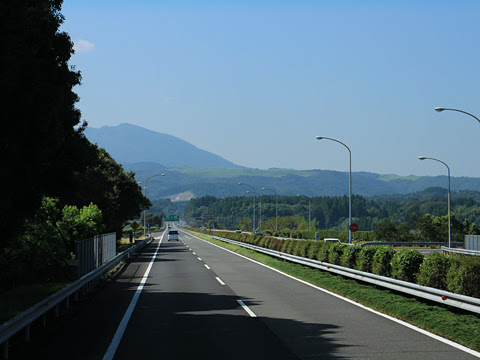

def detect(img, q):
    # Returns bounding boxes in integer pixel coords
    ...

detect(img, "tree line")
[184,188,480,242]
[1,1,149,290]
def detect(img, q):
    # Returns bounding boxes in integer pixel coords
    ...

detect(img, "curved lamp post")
[435,107,480,124]
[144,174,166,236]
[239,182,257,232]
[418,156,451,248]
[316,136,352,243]
[262,187,278,231]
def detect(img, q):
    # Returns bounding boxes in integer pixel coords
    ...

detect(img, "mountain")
[122,164,480,202]
[83,123,480,201]
[84,123,242,169]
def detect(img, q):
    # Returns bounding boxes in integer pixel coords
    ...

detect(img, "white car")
[168,230,179,241]
[323,238,340,243]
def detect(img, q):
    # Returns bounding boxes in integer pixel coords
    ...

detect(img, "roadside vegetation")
[185,189,480,242]
[1,0,150,319]
[198,229,480,299]
[190,231,480,351]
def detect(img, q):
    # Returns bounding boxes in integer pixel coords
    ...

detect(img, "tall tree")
[1,0,88,246]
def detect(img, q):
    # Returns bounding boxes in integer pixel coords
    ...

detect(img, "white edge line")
[185,231,480,358]
[237,300,257,318]
[102,233,165,360]
[215,277,226,286]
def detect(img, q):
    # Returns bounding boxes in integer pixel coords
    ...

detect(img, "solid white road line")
[102,233,165,360]
[215,277,226,286]
[186,232,480,358]
[237,300,257,318]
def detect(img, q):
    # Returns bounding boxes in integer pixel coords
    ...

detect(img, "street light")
[435,107,480,124]
[316,136,352,243]
[144,174,166,236]
[262,187,278,231]
[418,156,451,248]
[239,182,257,232]
[296,194,311,231]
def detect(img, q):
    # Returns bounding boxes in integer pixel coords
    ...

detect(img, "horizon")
[88,122,480,180]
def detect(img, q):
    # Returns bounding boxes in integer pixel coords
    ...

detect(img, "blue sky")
[61,0,480,178]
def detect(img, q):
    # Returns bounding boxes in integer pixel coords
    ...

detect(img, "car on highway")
[168,230,179,241]
[323,238,340,243]
[254,231,264,237]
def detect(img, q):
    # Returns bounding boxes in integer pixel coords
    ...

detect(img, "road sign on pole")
[349,223,359,232]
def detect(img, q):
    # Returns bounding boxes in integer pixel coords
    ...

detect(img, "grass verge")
[191,232,480,351]
[0,282,70,324]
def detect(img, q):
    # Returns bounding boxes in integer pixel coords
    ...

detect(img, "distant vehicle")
[323,238,340,243]
[235,230,242,233]
[168,230,179,241]
[254,232,264,237]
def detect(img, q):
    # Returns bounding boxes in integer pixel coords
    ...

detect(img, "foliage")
[328,242,347,265]
[371,247,396,277]
[391,250,424,282]
[416,252,453,290]
[2,0,91,248]
[447,256,480,298]
[356,246,377,273]
[341,246,363,269]
[316,243,331,262]
[0,197,104,290]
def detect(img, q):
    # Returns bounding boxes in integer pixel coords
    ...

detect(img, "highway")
[11,230,479,359]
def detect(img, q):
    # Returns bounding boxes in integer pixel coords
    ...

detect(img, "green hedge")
[372,247,396,277]
[416,252,452,290]
[391,250,424,283]
[196,229,480,299]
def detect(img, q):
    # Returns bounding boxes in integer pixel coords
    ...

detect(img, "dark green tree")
[1,0,90,246]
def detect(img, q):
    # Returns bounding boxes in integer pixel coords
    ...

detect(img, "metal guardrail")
[190,231,480,315]
[0,235,156,359]
[442,247,480,256]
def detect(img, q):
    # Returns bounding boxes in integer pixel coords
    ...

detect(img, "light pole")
[144,174,166,236]
[316,136,352,243]
[262,187,278,231]
[418,156,451,248]
[239,182,256,232]
[435,107,480,124]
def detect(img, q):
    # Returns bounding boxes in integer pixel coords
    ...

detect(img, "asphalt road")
[10,230,479,359]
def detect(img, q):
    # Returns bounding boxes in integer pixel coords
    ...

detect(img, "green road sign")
[165,215,179,222]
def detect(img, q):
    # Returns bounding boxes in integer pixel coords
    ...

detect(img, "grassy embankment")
[191,232,480,351]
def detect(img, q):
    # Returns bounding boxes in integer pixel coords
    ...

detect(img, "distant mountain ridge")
[84,123,480,201]
[84,123,242,169]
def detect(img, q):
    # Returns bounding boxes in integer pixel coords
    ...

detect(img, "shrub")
[447,256,480,298]
[307,241,322,259]
[280,240,293,253]
[416,252,453,290]
[356,246,377,273]
[293,241,309,257]
[316,243,331,262]
[372,246,396,277]
[341,246,362,269]
[328,242,347,265]
[391,249,424,283]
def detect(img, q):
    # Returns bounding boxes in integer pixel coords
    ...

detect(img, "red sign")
[349,223,359,232]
